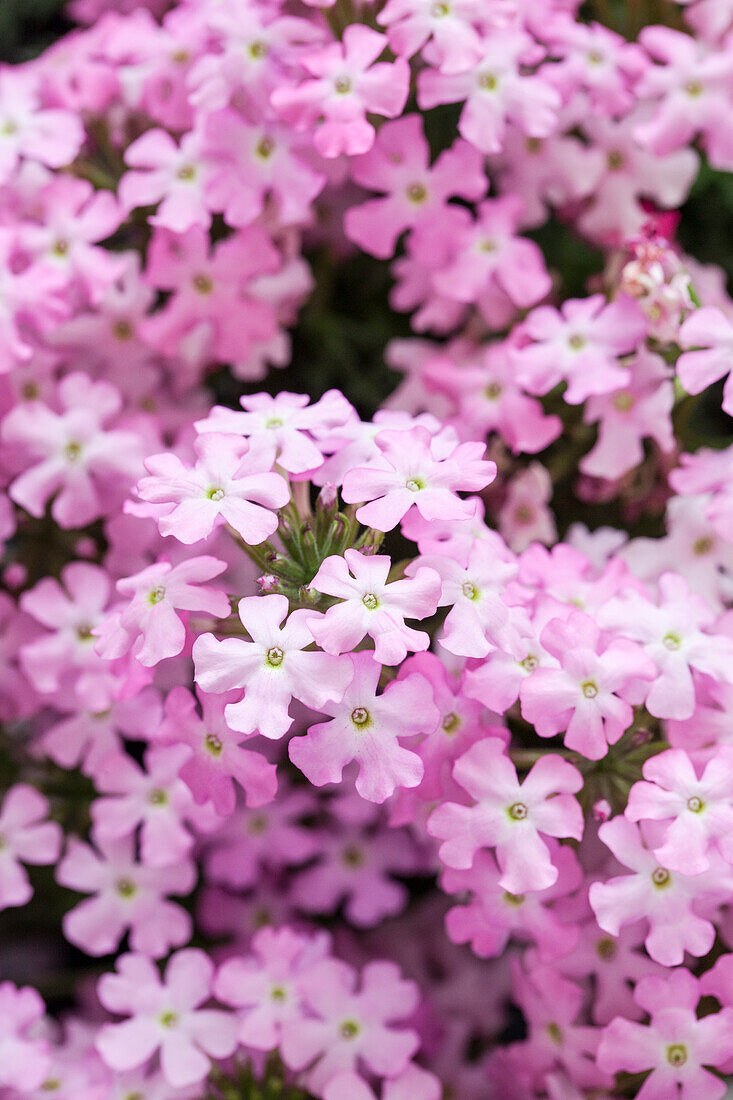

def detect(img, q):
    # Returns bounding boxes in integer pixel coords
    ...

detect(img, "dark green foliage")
[0,0,71,63]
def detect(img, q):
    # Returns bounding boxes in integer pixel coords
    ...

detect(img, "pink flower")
[324,1064,441,1100]
[411,540,524,659]
[0,982,50,1092]
[432,197,552,310]
[137,433,290,545]
[90,745,214,868]
[597,969,733,1100]
[307,549,441,665]
[377,0,485,72]
[625,747,733,875]
[157,686,278,816]
[519,611,656,760]
[341,425,495,532]
[512,295,647,404]
[589,816,733,965]
[0,70,84,183]
[289,651,437,802]
[598,572,733,720]
[417,28,561,154]
[441,842,581,961]
[202,109,325,228]
[94,556,230,668]
[196,390,354,476]
[499,463,557,553]
[428,736,584,892]
[214,926,329,1050]
[677,306,733,416]
[0,785,62,911]
[280,957,419,1093]
[96,950,238,1087]
[344,115,486,259]
[119,129,213,234]
[635,26,733,170]
[1,373,143,527]
[193,593,351,739]
[57,834,195,958]
[271,25,410,159]
[41,687,162,777]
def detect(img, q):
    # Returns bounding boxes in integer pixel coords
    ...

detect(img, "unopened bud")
[256,574,279,594]
[593,799,612,824]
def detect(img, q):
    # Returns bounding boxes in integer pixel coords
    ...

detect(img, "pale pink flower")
[0,71,84,183]
[94,556,230,668]
[193,594,351,739]
[428,736,584,892]
[677,306,733,416]
[289,651,437,802]
[280,957,419,1094]
[0,785,62,911]
[57,834,195,958]
[589,816,733,965]
[0,982,51,1092]
[598,969,733,1100]
[96,950,238,1087]
[307,549,441,665]
[341,425,495,532]
[137,433,289,545]
[119,129,213,234]
[519,611,656,760]
[271,25,410,158]
[377,0,486,73]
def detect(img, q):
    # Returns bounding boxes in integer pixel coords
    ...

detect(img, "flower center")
[176,164,196,181]
[502,891,525,907]
[405,477,424,492]
[514,505,534,524]
[340,1019,360,1039]
[159,1011,179,1028]
[52,239,69,256]
[484,381,502,400]
[65,441,82,462]
[687,795,704,813]
[270,985,287,1002]
[525,137,543,153]
[149,585,166,604]
[148,788,167,806]
[334,75,352,95]
[255,136,275,159]
[115,877,137,897]
[461,581,479,601]
[362,592,379,610]
[192,273,213,294]
[663,632,681,651]
[568,333,586,350]
[342,844,364,868]
[478,72,498,91]
[546,1022,563,1046]
[406,182,428,203]
[113,319,134,340]
[596,936,617,960]
[581,681,598,699]
[41,1080,62,1092]
[205,733,223,757]
[430,1,450,14]
[507,801,528,821]
[521,655,539,672]
[442,711,460,735]
[651,866,671,888]
[613,391,634,412]
[207,486,225,501]
[266,646,284,667]
[249,40,268,59]
[693,536,713,556]
[76,623,94,641]
[607,150,625,171]
[684,80,703,97]
[350,707,370,728]
[247,813,267,834]
[667,1043,687,1066]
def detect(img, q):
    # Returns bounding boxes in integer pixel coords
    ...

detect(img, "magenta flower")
[193,593,352,739]
[677,306,733,417]
[512,294,648,404]
[341,425,495,532]
[94,556,230,668]
[57,834,195,958]
[344,114,486,259]
[137,433,290,546]
[519,610,656,760]
[625,747,733,875]
[289,651,437,802]
[0,785,62,911]
[271,25,410,158]
[598,970,733,1100]
[2,373,143,528]
[157,686,278,816]
[280,957,419,1094]
[307,549,441,665]
[589,816,733,966]
[96,950,238,1087]
[428,736,584,893]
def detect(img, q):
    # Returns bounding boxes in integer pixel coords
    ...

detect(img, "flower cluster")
[1,0,733,1097]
